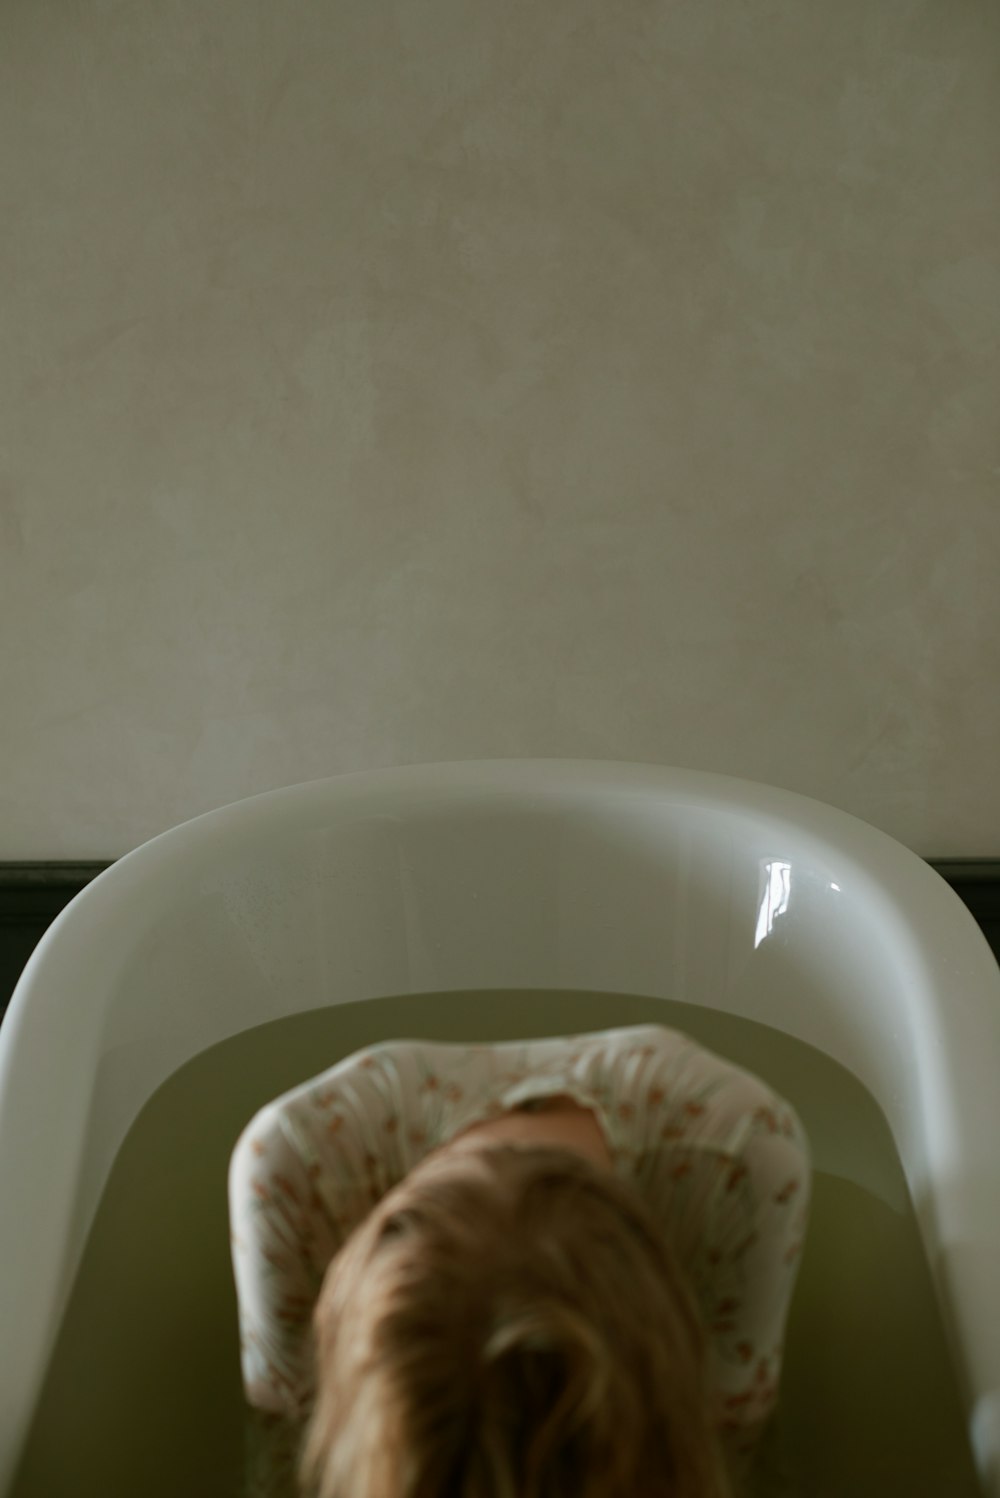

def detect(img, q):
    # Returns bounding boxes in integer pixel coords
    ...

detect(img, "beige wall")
[2,0,998,859]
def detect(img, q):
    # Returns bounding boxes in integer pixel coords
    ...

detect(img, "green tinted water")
[10,989,981,1497]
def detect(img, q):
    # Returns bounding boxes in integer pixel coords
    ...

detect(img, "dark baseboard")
[926,861,1000,961]
[0,858,997,1026]
[0,863,114,1025]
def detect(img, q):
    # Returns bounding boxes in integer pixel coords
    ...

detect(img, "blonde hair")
[298,1142,734,1498]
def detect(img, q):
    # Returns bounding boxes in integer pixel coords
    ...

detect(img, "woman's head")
[298,1141,733,1498]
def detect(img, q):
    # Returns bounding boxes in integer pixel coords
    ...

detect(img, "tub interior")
[9,986,980,1498]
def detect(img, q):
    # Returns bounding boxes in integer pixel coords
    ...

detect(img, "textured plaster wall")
[1,0,998,859]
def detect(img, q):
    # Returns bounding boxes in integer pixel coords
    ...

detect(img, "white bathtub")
[1,759,998,1494]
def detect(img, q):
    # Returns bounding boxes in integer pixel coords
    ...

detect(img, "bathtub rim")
[1,757,999,1495]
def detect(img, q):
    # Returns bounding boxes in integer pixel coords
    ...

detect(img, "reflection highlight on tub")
[755,861,792,949]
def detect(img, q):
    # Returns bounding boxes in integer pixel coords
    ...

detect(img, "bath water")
[10,989,981,1498]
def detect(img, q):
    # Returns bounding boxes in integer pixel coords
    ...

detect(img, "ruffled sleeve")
[227,1103,341,1419]
[696,1097,812,1431]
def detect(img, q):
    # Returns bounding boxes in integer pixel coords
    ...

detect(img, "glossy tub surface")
[1,760,998,1493]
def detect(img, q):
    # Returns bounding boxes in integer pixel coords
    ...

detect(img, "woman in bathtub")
[228,1021,811,1497]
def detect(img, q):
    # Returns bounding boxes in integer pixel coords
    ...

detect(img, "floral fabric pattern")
[228,1022,811,1434]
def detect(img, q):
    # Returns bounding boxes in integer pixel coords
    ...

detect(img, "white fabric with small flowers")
[228,1022,811,1433]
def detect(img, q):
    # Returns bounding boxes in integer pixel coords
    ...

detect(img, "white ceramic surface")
[0,759,998,1493]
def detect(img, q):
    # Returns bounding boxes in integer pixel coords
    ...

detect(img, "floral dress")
[228,1022,811,1487]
